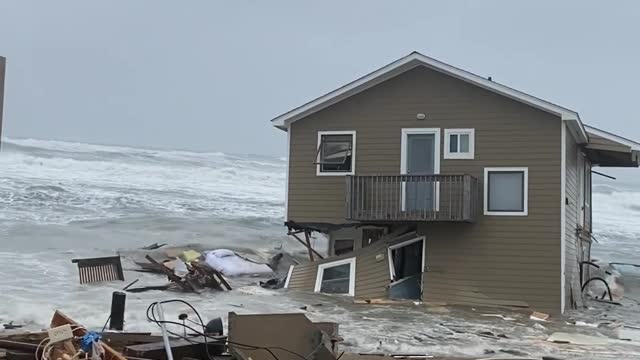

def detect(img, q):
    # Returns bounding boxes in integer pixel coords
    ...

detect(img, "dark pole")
[109,291,126,330]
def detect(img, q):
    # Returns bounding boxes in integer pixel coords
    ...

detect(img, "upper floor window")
[484,167,528,216]
[444,129,475,159]
[316,131,356,176]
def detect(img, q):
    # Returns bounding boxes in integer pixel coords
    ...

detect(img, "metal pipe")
[155,302,174,360]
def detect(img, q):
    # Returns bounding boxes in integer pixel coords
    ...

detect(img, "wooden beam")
[288,232,324,261]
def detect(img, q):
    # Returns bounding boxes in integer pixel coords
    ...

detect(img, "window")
[484,167,528,216]
[444,129,475,159]
[333,239,354,256]
[316,131,356,175]
[314,258,356,295]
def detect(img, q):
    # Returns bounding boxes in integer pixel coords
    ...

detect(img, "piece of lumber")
[211,269,232,290]
[145,255,197,293]
[289,233,324,260]
[0,340,38,353]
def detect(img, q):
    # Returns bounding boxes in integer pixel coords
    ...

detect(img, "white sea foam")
[1,137,640,358]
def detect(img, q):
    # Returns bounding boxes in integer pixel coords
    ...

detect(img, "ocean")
[1,137,639,359]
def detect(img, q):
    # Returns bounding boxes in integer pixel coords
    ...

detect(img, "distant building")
[272,52,640,314]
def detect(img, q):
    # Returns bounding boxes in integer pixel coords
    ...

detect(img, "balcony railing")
[345,174,479,222]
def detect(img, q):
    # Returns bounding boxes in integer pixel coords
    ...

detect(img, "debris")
[2,322,24,330]
[227,312,336,360]
[109,292,126,331]
[480,314,516,321]
[122,279,140,291]
[203,249,272,277]
[124,336,225,360]
[71,256,125,284]
[125,285,171,293]
[181,250,201,263]
[259,277,286,289]
[547,332,610,345]
[530,311,550,321]
[141,243,167,250]
[499,348,528,356]
[573,320,598,328]
[618,326,640,341]
[533,323,547,331]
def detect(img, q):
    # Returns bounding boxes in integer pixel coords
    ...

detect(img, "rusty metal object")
[71,256,125,284]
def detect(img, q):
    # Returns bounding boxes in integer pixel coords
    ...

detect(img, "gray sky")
[1,1,639,156]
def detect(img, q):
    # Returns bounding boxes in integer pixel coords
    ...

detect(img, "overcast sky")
[1,1,639,156]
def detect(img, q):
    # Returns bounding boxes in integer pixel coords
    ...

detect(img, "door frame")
[400,128,441,211]
[387,236,427,294]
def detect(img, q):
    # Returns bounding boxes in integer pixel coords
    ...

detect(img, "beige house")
[271,52,640,314]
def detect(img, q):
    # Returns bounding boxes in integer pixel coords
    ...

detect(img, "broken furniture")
[71,256,125,284]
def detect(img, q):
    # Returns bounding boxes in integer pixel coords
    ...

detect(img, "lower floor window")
[314,258,356,296]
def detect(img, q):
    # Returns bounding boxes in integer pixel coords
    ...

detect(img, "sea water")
[1,137,639,359]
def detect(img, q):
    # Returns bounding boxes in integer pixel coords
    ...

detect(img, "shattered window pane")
[320,263,350,294]
[319,134,353,172]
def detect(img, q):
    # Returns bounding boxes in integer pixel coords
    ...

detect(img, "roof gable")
[271,52,588,143]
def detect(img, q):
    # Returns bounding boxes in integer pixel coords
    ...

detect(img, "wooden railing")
[345,174,479,222]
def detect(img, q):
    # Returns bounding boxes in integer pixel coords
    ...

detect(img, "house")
[0,56,5,142]
[271,52,640,314]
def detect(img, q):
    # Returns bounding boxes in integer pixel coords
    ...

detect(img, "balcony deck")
[345,174,479,222]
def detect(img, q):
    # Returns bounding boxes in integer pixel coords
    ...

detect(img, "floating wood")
[144,255,197,293]
[71,256,125,284]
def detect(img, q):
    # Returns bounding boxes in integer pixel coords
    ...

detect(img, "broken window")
[362,228,385,248]
[314,258,355,296]
[333,239,354,256]
[316,131,355,175]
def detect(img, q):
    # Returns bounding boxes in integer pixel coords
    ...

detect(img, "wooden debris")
[50,311,126,360]
[530,311,550,321]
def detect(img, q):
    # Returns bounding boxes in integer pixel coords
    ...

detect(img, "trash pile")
[68,243,295,294]
[0,302,348,360]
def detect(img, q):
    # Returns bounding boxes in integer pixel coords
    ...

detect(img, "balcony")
[345,174,479,222]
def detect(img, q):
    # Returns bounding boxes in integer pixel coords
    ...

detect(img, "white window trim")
[483,167,529,216]
[400,128,441,211]
[314,257,356,296]
[444,128,475,159]
[316,130,356,176]
[387,236,426,281]
[283,264,294,289]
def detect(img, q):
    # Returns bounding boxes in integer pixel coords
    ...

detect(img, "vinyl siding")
[564,129,583,310]
[286,65,562,313]
[286,240,391,299]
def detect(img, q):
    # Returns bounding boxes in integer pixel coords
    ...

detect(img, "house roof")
[584,125,640,167]
[271,51,588,143]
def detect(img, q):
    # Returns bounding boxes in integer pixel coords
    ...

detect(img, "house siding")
[564,128,584,310]
[287,65,562,313]
[286,240,391,299]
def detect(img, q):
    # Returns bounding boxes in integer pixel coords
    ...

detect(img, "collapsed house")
[271,51,640,314]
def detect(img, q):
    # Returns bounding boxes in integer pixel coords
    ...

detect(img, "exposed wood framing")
[288,230,324,261]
